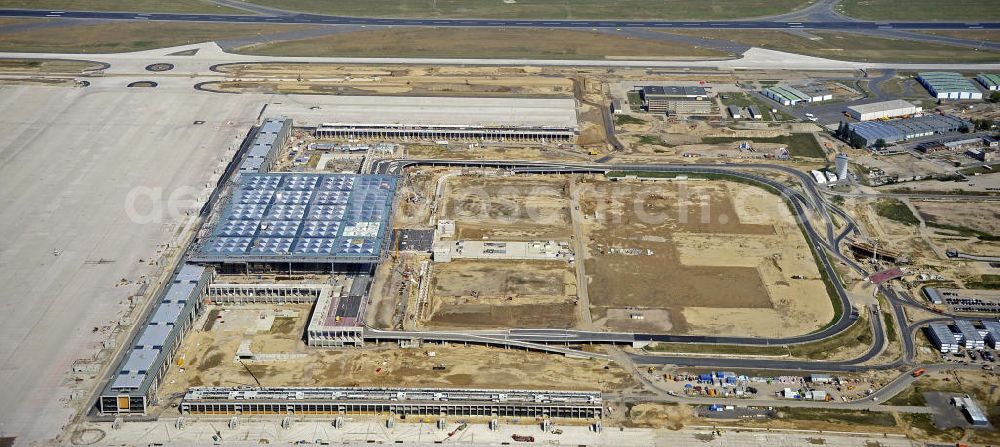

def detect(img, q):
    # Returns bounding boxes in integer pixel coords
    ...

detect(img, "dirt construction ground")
[581,178,833,337]
[155,304,632,413]
[425,260,578,329]
[440,175,573,240]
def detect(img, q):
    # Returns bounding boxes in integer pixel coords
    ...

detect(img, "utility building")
[846,100,922,121]
[917,72,984,100]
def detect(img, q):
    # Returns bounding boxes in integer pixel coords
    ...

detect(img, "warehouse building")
[98,264,213,415]
[846,100,922,121]
[847,114,970,148]
[975,73,1000,91]
[917,72,984,100]
[924,287,944,305]
[926,322,960,353]
[192,173,397,273]
[268,96,578,142]
[955,320,985,350]
[763,85,832,106]
[637,86,709,114]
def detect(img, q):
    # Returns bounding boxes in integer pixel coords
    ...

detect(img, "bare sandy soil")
[440,175,573,241]
[425,260,578,329]
[156,304,632,412]
[914,200,1000,235]
[581,179,832,336]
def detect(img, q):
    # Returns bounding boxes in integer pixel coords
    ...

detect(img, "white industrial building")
[926,322,960,353]
[955,320,985,350]
[267,96,578,142]
[982,320,1000,348]
[846,100,922,121]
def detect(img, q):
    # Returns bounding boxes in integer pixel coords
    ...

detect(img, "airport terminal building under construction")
[96,103,600,420]
[268,96,579,142]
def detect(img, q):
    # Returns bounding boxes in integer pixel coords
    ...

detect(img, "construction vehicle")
[511,434,535,442]
[912,368,926,378]
[447,422,468,438]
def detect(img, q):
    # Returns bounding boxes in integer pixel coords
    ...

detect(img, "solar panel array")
[199,174,397,262]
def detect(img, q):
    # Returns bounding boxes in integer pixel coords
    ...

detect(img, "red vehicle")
[912,368,926,377]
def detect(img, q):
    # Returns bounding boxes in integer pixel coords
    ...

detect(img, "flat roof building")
[955,319,985,350]
[99,264,212,415]
[917,72,984,100]
[268,96,578,142]
[983,320,1000,348]
[193,173,397,273]
[847,114,970,148]
[976,73,1000,91]
[847,100,922,121]
[926,322,960,353]
[638,86,709,114]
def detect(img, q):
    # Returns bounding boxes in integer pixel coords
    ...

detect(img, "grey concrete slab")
[0,83,264,444]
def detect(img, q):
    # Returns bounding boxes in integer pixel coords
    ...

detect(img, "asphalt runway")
[0,8,997,30]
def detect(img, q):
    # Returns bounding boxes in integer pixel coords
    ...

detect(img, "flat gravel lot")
[0,83,262,443]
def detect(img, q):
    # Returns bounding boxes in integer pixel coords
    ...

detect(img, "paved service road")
[1,9,998,30]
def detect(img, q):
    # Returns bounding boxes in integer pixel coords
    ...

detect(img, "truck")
[512,434,535,442]
[912,368,926,377]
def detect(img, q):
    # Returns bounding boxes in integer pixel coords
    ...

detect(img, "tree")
[990,91,1000,103]
[958,124,970,134]
[874,138,887,149]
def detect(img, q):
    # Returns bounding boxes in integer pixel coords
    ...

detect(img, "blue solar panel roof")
[195,173,397,263]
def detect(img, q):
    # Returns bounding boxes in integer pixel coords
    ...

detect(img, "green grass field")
[700,134,825,158]
[0,0,245,14]
[0,20,316,53]
[237,27,731,59]
[839,0,1000,22]
[244,0,813,20]
[874,199,920,226]
[662,30,1000,63]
